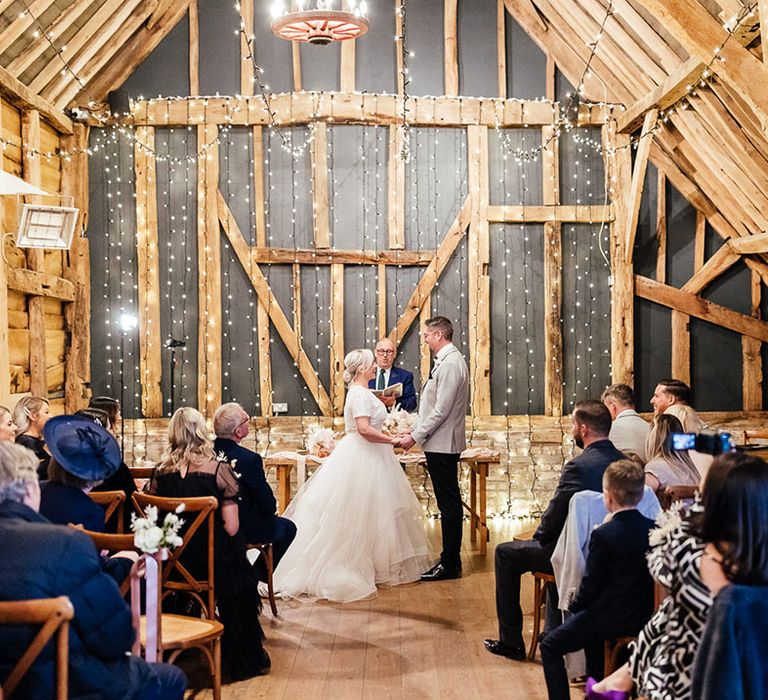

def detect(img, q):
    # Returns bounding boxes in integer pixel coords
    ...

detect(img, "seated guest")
[540,460,655,700]
[13,395,51,479]
[0,442,186,699]
[82,399,138,530]
[484,400,626,660]
[588,452,768,700]
[643,414,701,492]
[213,402,296,571]
[0,405,17,442]
[39,415,121,533]
[149,407,270,680]
[601,384,649,462]
[368,337,417,411]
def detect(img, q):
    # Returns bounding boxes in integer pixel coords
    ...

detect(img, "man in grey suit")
[601,383,649,462]
[399,316,469,581]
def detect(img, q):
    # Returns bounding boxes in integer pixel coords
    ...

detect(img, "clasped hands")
[392,430,416,450]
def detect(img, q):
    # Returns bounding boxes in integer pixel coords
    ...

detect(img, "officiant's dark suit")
[368,365,417,412]
[485,400,626,660]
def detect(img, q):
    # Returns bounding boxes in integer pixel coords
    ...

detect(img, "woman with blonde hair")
[13,396,51,479]
[148,407,269,680]
[273,348,432,603]
[0,406,18,442]
[644,413,701,492]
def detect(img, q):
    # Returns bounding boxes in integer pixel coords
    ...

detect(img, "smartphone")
[671,432,696,450]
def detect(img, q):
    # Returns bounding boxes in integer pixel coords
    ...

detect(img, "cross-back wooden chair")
[76,530,138,597]
[88,490,127,533]
[0,596,74,700]
[246,542,279,616]
[657,485,699,511]
[132,493,218,620]
[126,513,224,699]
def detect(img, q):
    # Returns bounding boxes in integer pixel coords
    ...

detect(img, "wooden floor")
[187,519,584,699]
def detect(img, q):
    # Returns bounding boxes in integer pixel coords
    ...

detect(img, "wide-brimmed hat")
[43,415,121,481]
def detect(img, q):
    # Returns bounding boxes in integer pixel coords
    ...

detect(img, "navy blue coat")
[0,501,151,699]
[213,437,277,542]
[569,509,655,636]
[534,439,626,547]
[368,365,417,412]
[39,481,106,532]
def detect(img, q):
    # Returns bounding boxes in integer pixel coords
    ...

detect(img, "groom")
[399,316,469,581]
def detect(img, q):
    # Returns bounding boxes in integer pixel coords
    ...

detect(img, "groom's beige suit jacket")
[411,344,469,454]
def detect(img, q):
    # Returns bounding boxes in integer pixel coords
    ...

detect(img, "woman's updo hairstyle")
[343,348,375,384]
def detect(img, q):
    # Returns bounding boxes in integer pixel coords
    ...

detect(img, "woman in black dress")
[148,407,270,681]
[13,396,51,480]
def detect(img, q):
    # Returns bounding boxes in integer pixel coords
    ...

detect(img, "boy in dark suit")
[539,459,655,700]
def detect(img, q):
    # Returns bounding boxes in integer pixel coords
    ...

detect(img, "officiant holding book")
[368,338,417,412]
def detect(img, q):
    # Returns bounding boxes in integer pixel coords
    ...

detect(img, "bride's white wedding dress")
[273,384,433,603]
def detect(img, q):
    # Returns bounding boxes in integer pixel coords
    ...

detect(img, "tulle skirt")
[273,432,434,603]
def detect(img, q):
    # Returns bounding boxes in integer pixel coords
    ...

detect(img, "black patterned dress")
[629,504,713,700]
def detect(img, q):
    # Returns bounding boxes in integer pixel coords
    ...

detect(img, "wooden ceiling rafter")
[51,0,160,107]
[68,0,193,105]
[0,0,57,56]
[41,0,146,106]
[27,0,131,95]
[5,0,98,79]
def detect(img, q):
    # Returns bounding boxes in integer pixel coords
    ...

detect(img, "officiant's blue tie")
[377,369,386,390]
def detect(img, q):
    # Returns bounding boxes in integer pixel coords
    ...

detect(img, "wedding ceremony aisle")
[183,520,578,699]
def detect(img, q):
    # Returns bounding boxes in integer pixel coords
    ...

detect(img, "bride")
[273,348,433,603]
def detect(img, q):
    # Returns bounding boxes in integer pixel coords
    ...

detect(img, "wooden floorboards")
[188,520,583,699]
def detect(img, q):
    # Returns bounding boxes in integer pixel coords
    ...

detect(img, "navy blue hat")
[43,415,121,482]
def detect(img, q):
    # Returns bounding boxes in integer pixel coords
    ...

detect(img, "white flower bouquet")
[305,426,337,458]
[648,500,684,547]
[131,503,185,554]
[382,406,418,436]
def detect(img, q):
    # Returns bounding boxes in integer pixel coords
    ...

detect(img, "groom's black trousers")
[424,451,462,569]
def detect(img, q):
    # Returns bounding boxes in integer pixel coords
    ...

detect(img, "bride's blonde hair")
[343,348,375,384]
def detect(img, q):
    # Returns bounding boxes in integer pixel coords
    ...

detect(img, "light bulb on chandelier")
[271,0,369,45]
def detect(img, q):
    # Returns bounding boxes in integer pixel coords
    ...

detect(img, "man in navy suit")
[539,459,655,699]
[213,403,296,572]
[368,338,417,412]
[485,400,626,660]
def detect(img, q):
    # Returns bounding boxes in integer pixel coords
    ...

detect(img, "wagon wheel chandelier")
[271,1,369,45]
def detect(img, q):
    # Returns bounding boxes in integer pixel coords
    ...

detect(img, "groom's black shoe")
[483,639,526,661]
[420,563,461,581]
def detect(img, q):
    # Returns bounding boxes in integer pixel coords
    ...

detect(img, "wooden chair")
[132,493,218,619]
[88,490,127,533]
[513,527,556,661]
[77,530,138,597]
[657,485,698,510]
[129,467,155,491]
[131,494,223,699]
[0,596,74,699]
[528,571,556,660]
[246,542,278,616]
[604,635,635,675]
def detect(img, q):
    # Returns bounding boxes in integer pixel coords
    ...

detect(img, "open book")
[372,382,403,398]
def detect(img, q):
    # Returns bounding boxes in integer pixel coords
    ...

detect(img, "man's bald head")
[374,338,396,370]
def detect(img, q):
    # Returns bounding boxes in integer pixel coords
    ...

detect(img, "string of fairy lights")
[15,0,758,515]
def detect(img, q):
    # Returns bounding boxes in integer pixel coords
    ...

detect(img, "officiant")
[369,338,417,412]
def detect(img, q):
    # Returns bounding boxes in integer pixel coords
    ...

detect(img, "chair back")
[88,490,126,533]
[658,485,698,510]
[77,529,138,597]
[132,493,218,619]
[0,597,74,699]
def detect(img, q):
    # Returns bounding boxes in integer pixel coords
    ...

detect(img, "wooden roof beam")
[70,0,193,105]
[617,56,701,132]
[0,64,72,134]
[5,0,98,79]
[632,0,768,134]
[729,232,768,254]
[636,275,768,342]
[0,0,57,55]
